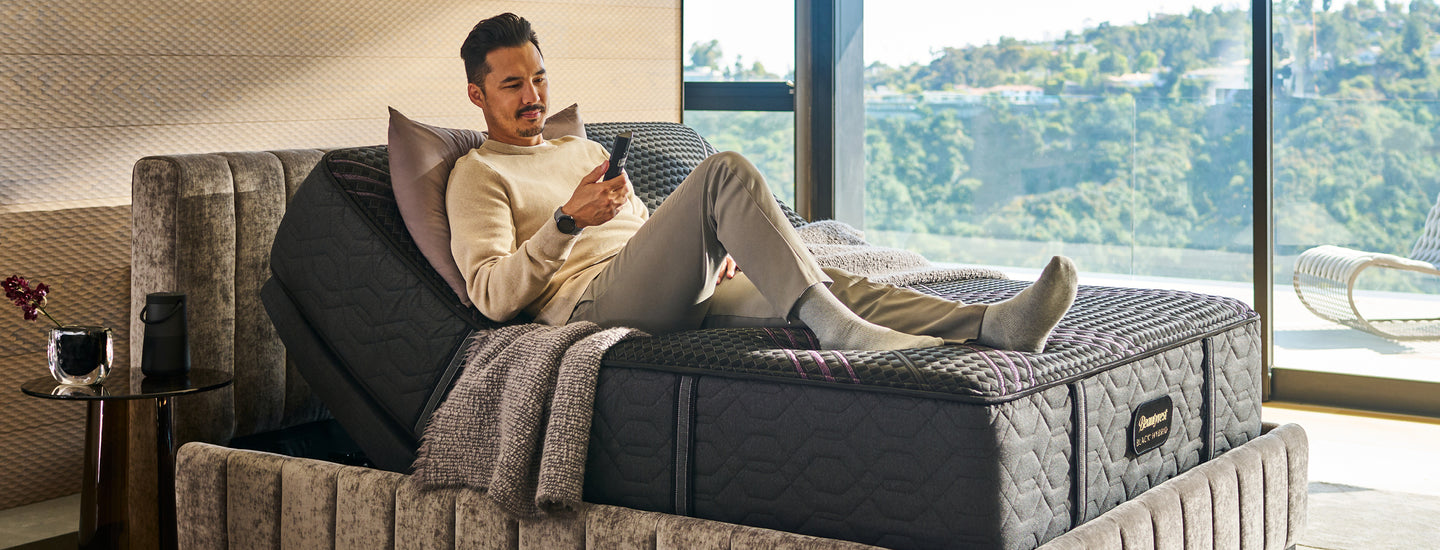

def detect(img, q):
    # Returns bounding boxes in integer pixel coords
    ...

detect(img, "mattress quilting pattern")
[265,124,1265,549]
[584,321,1262,550]
[602,278,1258,403]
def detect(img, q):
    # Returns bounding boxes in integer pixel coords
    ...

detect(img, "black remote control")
[604,131,633,180]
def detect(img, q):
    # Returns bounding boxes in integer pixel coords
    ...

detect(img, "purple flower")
[5,274,63,327]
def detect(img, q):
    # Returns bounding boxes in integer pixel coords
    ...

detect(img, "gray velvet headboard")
[131,150,333,447]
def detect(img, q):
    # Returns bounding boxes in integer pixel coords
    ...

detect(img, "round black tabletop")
[20,367,233,400]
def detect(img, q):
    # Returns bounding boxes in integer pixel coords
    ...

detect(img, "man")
[447,13,1077,352]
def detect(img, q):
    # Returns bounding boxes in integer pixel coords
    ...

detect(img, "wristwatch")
[554,206,581,235]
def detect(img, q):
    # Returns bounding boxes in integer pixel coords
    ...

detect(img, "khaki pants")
[570,152,984,343]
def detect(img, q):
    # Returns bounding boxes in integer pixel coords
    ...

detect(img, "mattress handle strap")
[1202,338,1216,462]
[673,375,699,516]
[1069,380,1089,528]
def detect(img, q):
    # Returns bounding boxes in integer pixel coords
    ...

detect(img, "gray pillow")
[387,104,585,306]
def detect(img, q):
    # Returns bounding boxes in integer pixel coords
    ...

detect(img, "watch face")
[555,208,579,234]
[558,217,577,234]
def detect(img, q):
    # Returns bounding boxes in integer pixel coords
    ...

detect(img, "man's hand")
[717,255,739,285]
[562,161,633,229]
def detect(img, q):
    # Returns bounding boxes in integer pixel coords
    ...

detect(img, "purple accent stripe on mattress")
[802,329,819,350]
[333,172,392,189]
[805,350,835,382]
[783,349,808,379]
[994,351,1023,390]
[762,328,787,349]
[1017,353,1036,386]
[780,328,799,348]
[833,351,860,383]
[962,345,1008,394]
[329,158,392,176]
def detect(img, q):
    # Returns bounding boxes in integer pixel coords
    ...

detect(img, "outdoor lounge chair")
[1292,193,1440,340]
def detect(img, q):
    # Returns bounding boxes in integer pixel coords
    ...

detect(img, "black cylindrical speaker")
[141,292,190,377]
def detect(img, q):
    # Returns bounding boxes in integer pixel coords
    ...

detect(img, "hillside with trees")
[685,1,1440,288]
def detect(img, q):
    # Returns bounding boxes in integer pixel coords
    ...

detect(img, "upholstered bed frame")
[131,144,1308,549]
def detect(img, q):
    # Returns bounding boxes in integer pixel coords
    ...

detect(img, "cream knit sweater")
[447,136,649,325]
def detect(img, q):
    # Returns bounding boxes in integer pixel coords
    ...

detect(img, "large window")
[857,1,1253,291]
[1272,1,1440,385]
[682,1,797,206]
[679,1,1440,414]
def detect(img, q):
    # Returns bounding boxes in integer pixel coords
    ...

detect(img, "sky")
[683,0,1252,73]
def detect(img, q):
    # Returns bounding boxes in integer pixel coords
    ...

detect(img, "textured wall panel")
[0,417,86,509]
[0,0,679,518]
[0,206,131,510]
[0,0,681,209]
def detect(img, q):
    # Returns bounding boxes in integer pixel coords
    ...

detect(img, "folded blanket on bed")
[799,220,1006,285]
[412,220,1003,518]
[412,322,644,518]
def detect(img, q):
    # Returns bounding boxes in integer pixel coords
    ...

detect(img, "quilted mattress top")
[602,278,1256,404]
[315,124,1257,410]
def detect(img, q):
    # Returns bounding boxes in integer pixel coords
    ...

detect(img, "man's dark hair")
[461,13,542,86]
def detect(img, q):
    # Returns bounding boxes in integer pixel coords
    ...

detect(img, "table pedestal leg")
[156,396,176,550]
[80,399,126,550]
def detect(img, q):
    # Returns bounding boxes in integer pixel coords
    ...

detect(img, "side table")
[21,367,233,550]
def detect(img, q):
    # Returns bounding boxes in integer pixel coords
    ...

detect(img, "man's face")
[468,43,548,146]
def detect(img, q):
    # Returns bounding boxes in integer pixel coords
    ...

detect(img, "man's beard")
[516,105,545,137]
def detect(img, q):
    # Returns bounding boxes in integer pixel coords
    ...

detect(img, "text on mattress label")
[1130,394,1174,456]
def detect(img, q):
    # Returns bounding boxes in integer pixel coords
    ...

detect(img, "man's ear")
[467,82,487,110]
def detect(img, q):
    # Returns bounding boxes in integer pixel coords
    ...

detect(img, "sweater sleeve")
[447,156,578,322]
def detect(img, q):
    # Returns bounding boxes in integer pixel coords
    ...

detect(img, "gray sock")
[796,284,944,350]
[977,256,1077,353]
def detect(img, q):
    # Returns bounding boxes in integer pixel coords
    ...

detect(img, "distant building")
[983,85,1044,104]
[1105,71,1160,91]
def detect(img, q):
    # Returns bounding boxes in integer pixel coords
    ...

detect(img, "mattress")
[261,122,1261,550]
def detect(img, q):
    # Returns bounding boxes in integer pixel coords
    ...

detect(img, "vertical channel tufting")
[279,459,339,549]
[1277,424,1310,547]
[657,514,736,549]
[455,490,520,548]
[226,450,286,548]
[1229,444,1265,549]
[175,443,231,549]
[335,467,404,549]
[132,153,239,445]
[1208,460,1242,549]
[1132,484,1184,550]
[1108,499,1155,548]
[519,510,587,549]
[173,428,1305,550]
[585,505,664,548]
[223,151,291,437]
[1173,472,1214,547]
[395,483,457,550]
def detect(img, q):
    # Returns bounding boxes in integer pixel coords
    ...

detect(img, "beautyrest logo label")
[1136,409,1168,430]
[1130,395,1174,456]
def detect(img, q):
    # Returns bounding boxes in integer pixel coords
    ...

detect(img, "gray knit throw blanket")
[412,220,1001,519]
[412,322,643,518]
[799,220,1006,284]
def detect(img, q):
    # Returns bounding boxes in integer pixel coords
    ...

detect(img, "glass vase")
[47,325,113,385]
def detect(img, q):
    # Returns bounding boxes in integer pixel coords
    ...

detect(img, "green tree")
[688,40,722,70]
